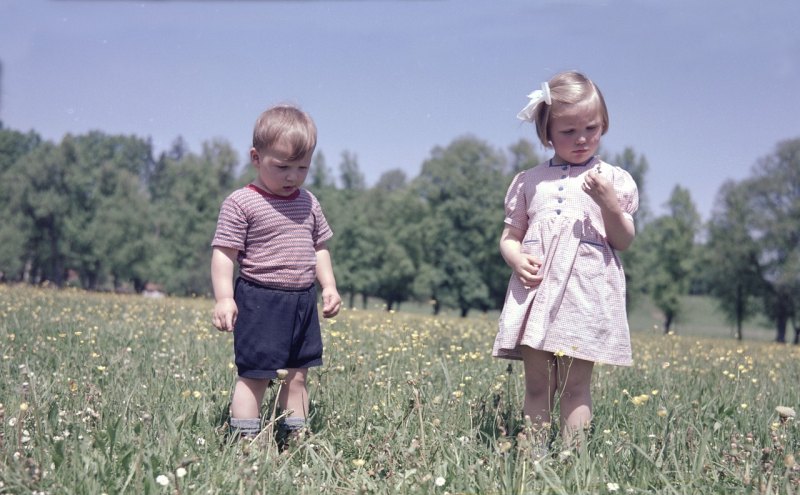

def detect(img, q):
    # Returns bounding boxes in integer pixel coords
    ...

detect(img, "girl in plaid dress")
[493,71,639,451]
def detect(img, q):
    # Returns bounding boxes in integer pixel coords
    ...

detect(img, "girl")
[493,71,638,452]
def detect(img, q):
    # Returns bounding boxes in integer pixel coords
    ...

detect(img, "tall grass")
[1,285,798,494]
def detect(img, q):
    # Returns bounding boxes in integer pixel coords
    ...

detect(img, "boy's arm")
[315,242,341,318]
[211,246,239,332]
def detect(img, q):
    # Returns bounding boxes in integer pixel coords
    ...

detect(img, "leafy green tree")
[371,241,416,311]
[58,132,155,290]
[87,170,154,291]
[1,131,156,289]
[744,138,800,342]
[149,139,239,295]
[703,180,765,340]
[322,153,375,307]
[362,171,422,310]
[325,190,381,308]
[507,139,542,174]
[309,151,336,190]
[613,148,650,309]
[339,150,365,191]
[613,147,650,225]
[6,141,74,285]
[0,126,41,281]
[412,136,507,316]
[643,186,700,332]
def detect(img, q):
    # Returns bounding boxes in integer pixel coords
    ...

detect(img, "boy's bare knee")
[284,368,307,385]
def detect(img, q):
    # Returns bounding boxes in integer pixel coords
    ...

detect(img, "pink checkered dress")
[493,157,639,366]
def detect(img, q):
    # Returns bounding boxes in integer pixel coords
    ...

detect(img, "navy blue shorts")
[233,277,323,379]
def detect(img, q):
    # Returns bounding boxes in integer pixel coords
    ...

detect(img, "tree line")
[0,122,797,342]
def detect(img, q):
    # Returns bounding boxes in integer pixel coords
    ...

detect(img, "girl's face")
[250,139,311,197]
[548,101,604,165]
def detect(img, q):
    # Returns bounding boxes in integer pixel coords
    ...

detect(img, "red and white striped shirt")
[212,184,333,290]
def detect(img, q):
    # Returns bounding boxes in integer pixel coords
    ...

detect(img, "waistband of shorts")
[237,276,315,293]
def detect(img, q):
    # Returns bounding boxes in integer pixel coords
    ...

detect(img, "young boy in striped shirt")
[211,104,341,442]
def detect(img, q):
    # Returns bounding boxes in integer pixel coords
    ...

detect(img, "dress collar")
[548,156,597,168]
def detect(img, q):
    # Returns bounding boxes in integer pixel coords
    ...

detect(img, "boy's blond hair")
[252,105,317,160]
[533,71,609,148]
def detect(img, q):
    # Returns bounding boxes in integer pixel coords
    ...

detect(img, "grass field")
[1,285,799,494]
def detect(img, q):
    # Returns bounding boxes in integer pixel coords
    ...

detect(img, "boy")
[211,104,341,441]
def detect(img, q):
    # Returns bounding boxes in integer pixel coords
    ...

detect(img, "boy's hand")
[212,298,238,332]
[321,287,342,318]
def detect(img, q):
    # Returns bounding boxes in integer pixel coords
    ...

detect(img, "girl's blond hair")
[533,71,609,148]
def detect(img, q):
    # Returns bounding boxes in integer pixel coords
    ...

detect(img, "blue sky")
[2,0,799,220]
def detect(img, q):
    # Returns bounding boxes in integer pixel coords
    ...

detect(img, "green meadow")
[1,285,798,494]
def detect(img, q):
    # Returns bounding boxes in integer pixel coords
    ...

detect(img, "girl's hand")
[500,224,543,289]
[512,253,543,289]
[583,165,636,250]
[582,166,619,212]
[212,297,238,332]
[321,286,342,318]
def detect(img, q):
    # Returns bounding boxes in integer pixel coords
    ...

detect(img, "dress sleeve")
[612,167,639,222]
[504,171,529,230]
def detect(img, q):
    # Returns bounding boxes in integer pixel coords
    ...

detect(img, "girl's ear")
[249,148,260,166]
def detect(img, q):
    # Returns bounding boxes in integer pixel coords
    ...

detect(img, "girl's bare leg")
[555,356,594,446]
[520,346,558,444]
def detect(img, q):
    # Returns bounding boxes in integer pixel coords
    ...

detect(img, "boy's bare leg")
[278,368,309,419]
[231,376,270,418]
[228,376,270,439]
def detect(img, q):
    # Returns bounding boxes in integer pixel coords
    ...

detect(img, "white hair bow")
[516,82,551,122]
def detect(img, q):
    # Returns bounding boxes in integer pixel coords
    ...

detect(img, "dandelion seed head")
[155,474,170,486]
[776,406,796,419]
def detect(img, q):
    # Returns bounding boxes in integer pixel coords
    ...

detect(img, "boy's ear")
[249,148,260,166]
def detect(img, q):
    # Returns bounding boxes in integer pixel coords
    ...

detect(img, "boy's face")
[250,140,311,197]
